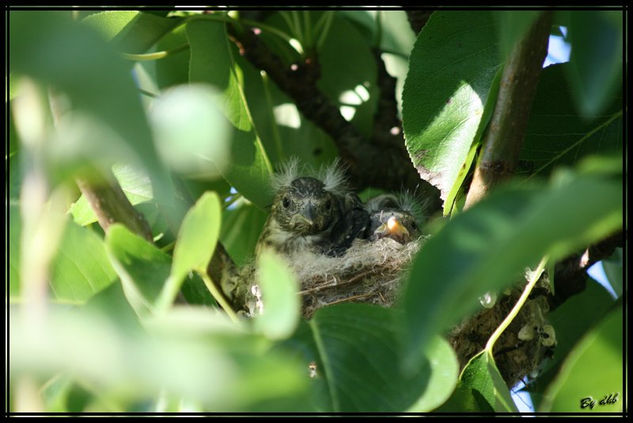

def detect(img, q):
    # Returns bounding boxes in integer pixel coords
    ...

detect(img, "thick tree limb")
[464,11,553,209]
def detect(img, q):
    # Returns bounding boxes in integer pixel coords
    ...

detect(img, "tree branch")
[228,22,430,196]
[464,11,553,208]
[550,231,623,310]
[75,174,153,242]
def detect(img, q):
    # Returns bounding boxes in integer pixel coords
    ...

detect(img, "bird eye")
[324,199,332,210]
[282,196,291,208]
[411,221,418,230]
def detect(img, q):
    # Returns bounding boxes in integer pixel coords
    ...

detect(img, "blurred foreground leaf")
[279,304,456,412]
[105,224,171,317]
[157,192,222,310]
[565,11,623,117]
[540,303,623,412]
[254,250,300,340]
[187,17,273,209]
[10,304,310,411]
[402,168,622,368]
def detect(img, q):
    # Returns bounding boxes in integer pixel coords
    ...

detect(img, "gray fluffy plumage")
[256,159,369,258]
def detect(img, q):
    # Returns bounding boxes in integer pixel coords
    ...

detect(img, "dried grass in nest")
[291,236,425,318]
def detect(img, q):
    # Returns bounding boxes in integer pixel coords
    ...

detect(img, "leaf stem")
[122,44,189,61]
[200,272,240,323]
[485,256,548,353]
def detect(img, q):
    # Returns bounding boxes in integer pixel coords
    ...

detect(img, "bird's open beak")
[375,216,410,243]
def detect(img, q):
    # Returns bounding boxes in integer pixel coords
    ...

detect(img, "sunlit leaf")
[186,17,273,209]
[171,191,222,280]
[10,11,184,227]
[10,304,311,411]
[105,223,171,316]
[254,250,300,340]
[149,84,231,178]
[407,336,460,411]
[457,351,518,412]
[157,192,222,310]
[49,220,118,303]
[402,11,501,202]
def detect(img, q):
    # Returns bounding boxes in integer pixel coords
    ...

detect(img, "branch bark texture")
[464,11,553,208]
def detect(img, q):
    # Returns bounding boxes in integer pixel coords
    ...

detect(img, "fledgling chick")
[256,158,369,258]
[364,192,424,244]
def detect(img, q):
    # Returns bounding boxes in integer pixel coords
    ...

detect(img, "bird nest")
[291,236,425,318]
[236,235,554,388]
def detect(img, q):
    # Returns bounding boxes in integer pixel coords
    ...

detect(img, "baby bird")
[256,159,369,257]
[364,192,423,244]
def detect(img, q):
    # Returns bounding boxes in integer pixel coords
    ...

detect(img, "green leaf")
[186,17,273,209]
[519,63,622,178]
[10,11,183,227]
[9,204,22,300]
[253,250,300,340]
[105,224,171,317]
[402,11,502,202]
[526,279,615,409]
[70,163,153,226]
[154,25,190,89]
[157,192,222,310]
[149,84,231,178]
[318,15,378,139]
[82,11,140,41]
[564,11,623,117]
[407,336,460,411]
[540,304,623,412]
[49,221,118,303]
[10,304,311,411]
[457,351,518,412]
[83,11,182,54]
[280,304,432,412]
[171,191,221,277]
[112,12,182,54]
[220,200,268,266]
[443,65,503,215]
[601,248,622,298]
[402,171,622,368]
[236,44,337,168]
